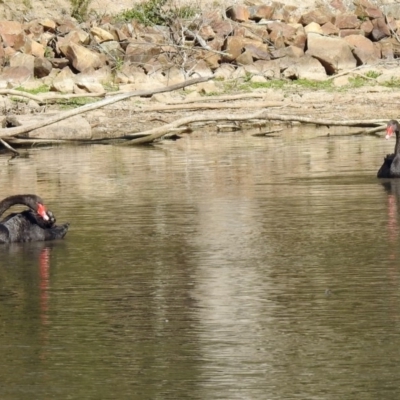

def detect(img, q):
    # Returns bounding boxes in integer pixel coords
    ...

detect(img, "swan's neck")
[395,130,400,155]
[0,195,38,217]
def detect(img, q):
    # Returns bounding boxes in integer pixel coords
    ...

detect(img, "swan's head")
[37,203,50,221]
[386,120,400,140]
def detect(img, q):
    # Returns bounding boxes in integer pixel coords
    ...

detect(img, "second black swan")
[377,120,400,178]
[0,194,69,243]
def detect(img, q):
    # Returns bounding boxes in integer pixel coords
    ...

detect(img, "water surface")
[0,129,399,399]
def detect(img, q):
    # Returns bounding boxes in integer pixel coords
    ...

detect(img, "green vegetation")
[15,85,51,94]
[209,71,390,96]
[233,78,334,92]
[116,0,199,25]
[382,77,400,88]
[365,70,381,79]
[70,0,91,22]
[58,97,97,108]
[22,0,32,9]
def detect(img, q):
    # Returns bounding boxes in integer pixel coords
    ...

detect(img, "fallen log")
[0,76,212,139]
[0,89,105,103]
[121,111,387,145]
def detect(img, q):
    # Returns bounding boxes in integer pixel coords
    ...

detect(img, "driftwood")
[161,92,267,104]
[120,111,387,145]
[0,75,390,148]
[136,100,284,112]
[0,76,212,139]
[0,89,106,104]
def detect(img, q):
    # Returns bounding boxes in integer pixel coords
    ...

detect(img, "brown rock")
[124,42,162,65]
[109,27,129,43]
[299,8,333,26]
[253,59,280,79]
[271,45,304,59]
[267,22,297,47]
[273,4,298,23]
[222,36,243,62]
[282,55,327,80]
[10,53,35,74]
[196,50,221,70]
[214,64,235,80]
[304,22,323,34]
[48,58,70,69]
[40,18,56,32]
[0,20,22,35]
[57,19,79,35]
[199,25,215,40]
[386,16,398,33]
[1,31,25,49]
[339,29,364,37]
[306,32,357,73]
[52,66,75,93]
[292,30,307,50]
[74,78,105,94]
[321,21,340,35]
[360,19,374,35]
[226,5,250,22]
[34,57,52,78]
[371,17,390,41]
[344,34,380,64]
[379,38,394,59]
[114,65,146,84]
[190,59,214,77]
[64,28,90,45]
[335,13,360,29]
[354,0,383,19]
[100,41,124,58]
[330,0,346,12]
[243,24,269,42]
[91,27,114,43]
[236,50,254,65]
[23,38,45,58]
[40,32,55,48]
[21,115,92,139]
[60,42,102,72]
[0,66,32,87]
[248,5,275,21]
[4,47,17,59]
[244,43,271,61]
[26,21,44,41]
[211,20,234,37]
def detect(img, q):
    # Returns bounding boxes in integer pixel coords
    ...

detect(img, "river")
[0,128,399,399]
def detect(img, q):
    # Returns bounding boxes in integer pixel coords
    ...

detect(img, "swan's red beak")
[386,125,395,140]
[37,203,49,221]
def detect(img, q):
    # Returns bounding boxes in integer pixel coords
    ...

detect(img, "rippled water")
[0,129,399,399]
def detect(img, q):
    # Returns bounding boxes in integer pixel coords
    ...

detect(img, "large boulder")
[306,32,357,73]
[371,17,391,41]
[299,8,333,25]
[59,42,102,72]
[17,114,92,140]
[222,36,243,61]
[52,66,75,93]
[282,55,327,80]
[226,5,250,22]
[34,57,52,78]
[10,53,35,75]
[344,34,380,64]
[0,66,32,88]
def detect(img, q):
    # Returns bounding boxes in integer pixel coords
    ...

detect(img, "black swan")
[377,120,400,178]
[0,194,69,243]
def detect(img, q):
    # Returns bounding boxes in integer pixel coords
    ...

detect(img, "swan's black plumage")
[0,194,69,243]
[377,120,400,178]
